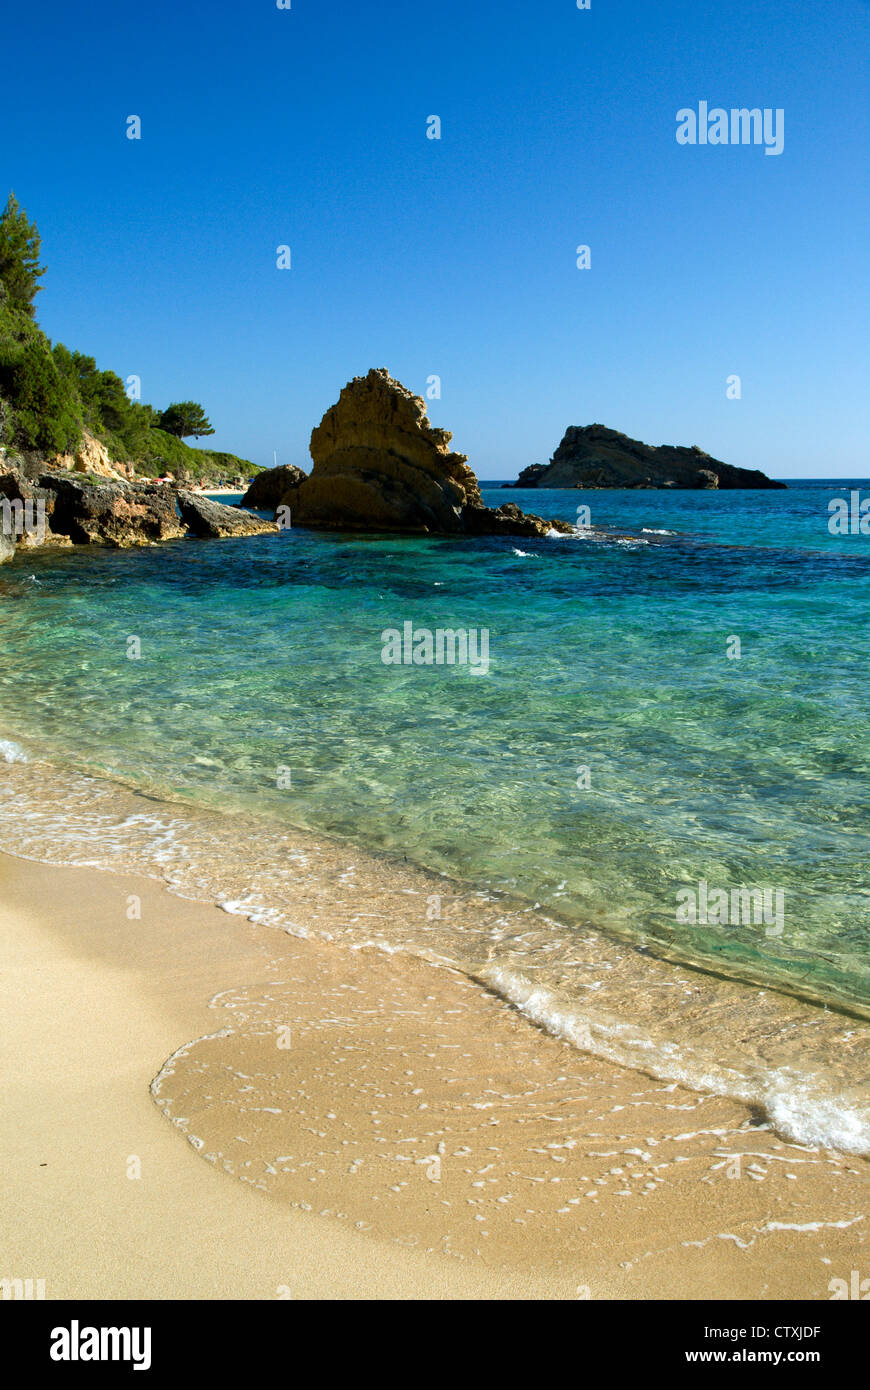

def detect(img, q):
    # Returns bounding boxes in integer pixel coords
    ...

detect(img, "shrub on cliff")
[135,428,260,483]
[0,197,82,455]
[52,344,155,459]
[0,300,81,454]
[0,191,261,484]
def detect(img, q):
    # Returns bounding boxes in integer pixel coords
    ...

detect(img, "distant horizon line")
[220,473,867,486]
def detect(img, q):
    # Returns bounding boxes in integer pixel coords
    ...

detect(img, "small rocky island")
[507,424,785,490]
[245,368,574,537]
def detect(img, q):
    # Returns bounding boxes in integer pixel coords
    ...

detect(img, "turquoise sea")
[2,479,869,1149]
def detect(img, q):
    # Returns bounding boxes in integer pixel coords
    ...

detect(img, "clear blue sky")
[3,0,868,479]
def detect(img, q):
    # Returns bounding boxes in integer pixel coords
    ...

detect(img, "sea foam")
[1,752,869,1158]
[0,739,28,763]
[478,962,870,1155]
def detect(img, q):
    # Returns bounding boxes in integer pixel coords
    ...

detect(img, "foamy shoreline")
[1,737,869,1158]
[1,849,867,1299]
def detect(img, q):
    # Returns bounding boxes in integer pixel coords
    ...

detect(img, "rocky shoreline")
[2,368,784,565]
[0,465,274,561]
[1,368,579,561]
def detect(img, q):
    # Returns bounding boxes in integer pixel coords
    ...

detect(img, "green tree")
[0,193,45,317]
[157,401,215,439]
[52,344,155,458]
[0,327,81,455]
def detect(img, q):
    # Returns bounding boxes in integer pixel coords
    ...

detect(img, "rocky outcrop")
[239,464,307,510]
[287,368,573,536]
[0,469,66,552]
[507,424,785,490]
[0,468,39,503]
[176,490,277,539]
[38,473,186,547]
[0,529,14,564]
[288,368,482,532]
[463,501,573,538]
[511,464,548,489]
[53,428,127,482]
[0,462,280,549]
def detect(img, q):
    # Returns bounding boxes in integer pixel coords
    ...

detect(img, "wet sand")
[1,852,866,1300]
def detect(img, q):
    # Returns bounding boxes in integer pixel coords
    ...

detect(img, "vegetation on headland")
[0,194,261,486]
[156,401,215,440]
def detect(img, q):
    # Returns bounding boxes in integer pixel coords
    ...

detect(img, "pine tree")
[157,401,215,439]
[0,193,45,317]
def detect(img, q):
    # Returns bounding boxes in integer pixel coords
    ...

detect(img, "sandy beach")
[2,850,866,1301]
[2,0,867,1323]
[0,852,553,1299]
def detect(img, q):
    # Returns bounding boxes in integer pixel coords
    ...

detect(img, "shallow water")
[1,480,869,1148]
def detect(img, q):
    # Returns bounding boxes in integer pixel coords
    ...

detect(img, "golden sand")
[1,852,866,1300]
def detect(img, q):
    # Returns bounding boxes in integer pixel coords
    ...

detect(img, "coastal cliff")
[507,424,785,490]
[0,194,262,493]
